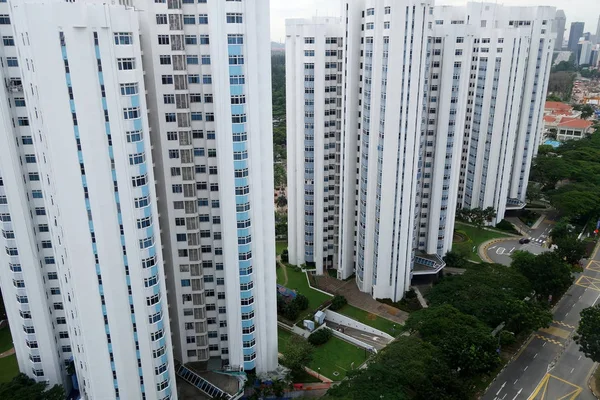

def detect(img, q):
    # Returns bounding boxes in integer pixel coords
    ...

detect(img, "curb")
[479,237,517,263]
[588,364,600,399]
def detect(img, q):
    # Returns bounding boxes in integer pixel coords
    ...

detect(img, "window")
[29,173,40,181]
[32,190,43,199]
[0,15,10,25]
[201,55,211,65]
[22,136,33,144]
[120,83,138,95]
[51,288,61,295]
[6,57,17,67]
[3,36,14,46]
[203,75,212,84]
[157,35,169,45]
[190,94,202,103]
[226,13,243,23]
[185,35,197,45]
[114,32,133,45]
[385,6,391,14]
[127,130,143,142]
[199,14,208,24]
[305,37,315,44]
[165,113,176,122]
[159,55,171,65]
[230,75,245,85]
[18,117,29,126]
[163,94,175,104]
[132,174,147,187]
[184,15,196,25]
[25,154,36,163]
[162,75,173,84]
[187,55,199,65]
[366,8,374,15]
[35,207,46,216]
[200,35,210,44]
[366,22,374,30]
[191,112,202,121]
[117,58,135,70]
[227,34,243,44]
[123,107,141,120]
[156,14,168,24]
[229,55,244,65]
[188,75,200,84]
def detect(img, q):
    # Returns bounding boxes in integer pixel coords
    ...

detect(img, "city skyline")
[270,0,600,41]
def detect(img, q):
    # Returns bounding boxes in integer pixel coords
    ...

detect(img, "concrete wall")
[323,309,393,340]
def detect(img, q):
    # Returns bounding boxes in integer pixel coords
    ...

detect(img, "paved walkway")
[314,275,409,325]
[0,347,15,358]
[276,256,289,286]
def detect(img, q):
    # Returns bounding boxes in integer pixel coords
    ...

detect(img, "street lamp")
[317,367,321,380]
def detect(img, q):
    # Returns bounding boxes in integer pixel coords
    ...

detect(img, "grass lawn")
[337,304,399,336]
[453,222,510,262]
[0,354,18,384]
[308,336,368,380]
[0,327,13,354]
[276,265,286,285]
[281,267,332,312]
[276,241,287,256]
[277,327,292,351]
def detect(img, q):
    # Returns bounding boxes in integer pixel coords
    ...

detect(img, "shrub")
[330,295,348,311]
[308,328,333,346]
[294,294,309,311]
[496,219,518,233]
[281,249,289,263]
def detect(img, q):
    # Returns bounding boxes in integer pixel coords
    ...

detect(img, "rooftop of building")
[557,118,594,129]
[545,101,573,113]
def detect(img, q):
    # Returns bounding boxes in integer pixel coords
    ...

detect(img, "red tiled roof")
[543,115,557,123]
[545,101,573,113]
[557,119,593,129]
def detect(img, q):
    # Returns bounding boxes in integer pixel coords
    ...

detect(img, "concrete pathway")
[276,256,289,286]
[0,347,15,358]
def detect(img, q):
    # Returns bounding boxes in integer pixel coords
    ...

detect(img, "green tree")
[0,374,65,400]
[330,295,348,311]
[308,328,333,346]
[575,305,600,362]
[275,194,287,208]
[327,336,470,400]
[511,251,573,299]
[443,250,467,269]
[293,293,309,311]
[526,183,543,204]
[280,335,313,374]
[274,164,286,188]
[554,235,586,265]
[573,104,595,119]
[405,305,500,376]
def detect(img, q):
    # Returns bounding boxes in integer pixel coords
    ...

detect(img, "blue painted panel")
[61,47,67,58]
[243,359,256,370]
[158,337,166,348]
[105,122,111,135]
[231,105,244,115]
[108,147,114,159]
[232,123,245,133]
[235,177,248,187]
[139,163,147,176]
[81,176,87,186]
[240,304,254,313]
[157,320,164,331]
[227,45,243,55]
[143,206,152,218]
[92,243,97,253]
[239,274,252,285]
[141,185,149,197]
[236,211,249,221]
[242,333,255,342]
[150,266,158,277]
[133,118,143,131]
[238,244,251,253]
[234,160,247,170]
[102,98,107,110]
[149,245,156,257]
[153,283,161,295]
[98,72,104,86]
[232,143,246,153]
[238,260,252,269]
[131,95,140,108]
[241,319,254,328]
[236,195,248,204]
[243,347,256,356]
[237,228,250,237]
[95,46,100,59]
[66,73,71,86]
[229,66,243,75]
[230,85,243,96]
[136,141,144,153]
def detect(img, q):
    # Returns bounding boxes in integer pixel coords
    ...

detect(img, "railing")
[175,363,232,399]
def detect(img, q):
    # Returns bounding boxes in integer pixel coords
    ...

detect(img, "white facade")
[286,1,555,302]
[131,0,277,372]
[286,17,343,275]
[554,10,566,50]
[0,1,176,399]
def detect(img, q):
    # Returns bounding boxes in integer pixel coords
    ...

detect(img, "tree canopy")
[575,305,600,362]
[0,374,65,400]
[511,251,573,299]
[327,336,470,400]
[405,305,500,376]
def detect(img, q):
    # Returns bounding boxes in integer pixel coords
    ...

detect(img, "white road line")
[579,355,582,360]
[512,388,523,400]
[593,293,600,306]
[534,353,538,359]
[572,303,576,308]
[496,382,507,396]
[566,312,569,316]
[514,379,519,384]
[501,393,508,400]
[543,342,547,347]
[525,365,529,370]
[571,367,575,374]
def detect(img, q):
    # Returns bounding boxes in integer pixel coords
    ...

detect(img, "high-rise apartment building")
[568,22,585,53]
[595,15,600,45]
[130,0,277,372]
[0,1,176,399]
[287,1,555,301]
[554,10,566,50]
[286,17,344,275]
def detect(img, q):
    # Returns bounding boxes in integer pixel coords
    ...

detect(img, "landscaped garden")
[453,222,511,262]
[0,354,18,384]
[275,241,287,256]
[276,266,332,313]
[0,327,13,354]
[336,304,399,336]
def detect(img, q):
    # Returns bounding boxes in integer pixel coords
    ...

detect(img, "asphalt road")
[486,212,558,266]
[483,244,600,400]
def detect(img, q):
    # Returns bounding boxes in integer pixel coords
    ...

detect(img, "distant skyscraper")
[595,15,600,44]
[568,22,585,53]
[554,10,566,50]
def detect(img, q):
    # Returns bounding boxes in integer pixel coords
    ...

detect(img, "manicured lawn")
[281,268,332,312]
[308,336,368,380]
[453,222,510,262]
[277,327,292,351]
[276,241,287,256]
[0,327,13,354]
[336,304,399,336]
[276,265,286,285]
[0,354,18,384]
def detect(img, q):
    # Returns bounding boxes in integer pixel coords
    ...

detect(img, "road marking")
[512,388,522,400]
[542,342,547,347]
[497,381,507,395]
[534,353,538,359]
[527,374,582,400]
[593,293,600,306]
[502,393,508,400]
[575,275,600,292]
[539,326,570,339]
[525,365,529,370]
[552,321,576,329]
[535,334,564,347]
[514,379,519,384]
[586,260,600,272]
[571,367,575,374]
[578,355,582,361]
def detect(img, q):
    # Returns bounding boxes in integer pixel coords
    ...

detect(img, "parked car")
[519,238,531,244]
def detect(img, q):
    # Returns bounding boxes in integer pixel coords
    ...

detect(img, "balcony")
[412,252,445,276]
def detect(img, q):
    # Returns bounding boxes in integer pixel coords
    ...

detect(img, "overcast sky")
[270,0,600,42]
